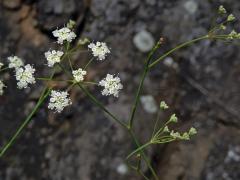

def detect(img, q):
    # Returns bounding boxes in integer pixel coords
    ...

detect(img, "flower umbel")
[72,68,87,82]
[99,74,123,97]
[52,27,76,44]
[48,90,72,113]
[45,50,64,67]
[0,80,5,95]
[8,56,24,69]
[88,42,110,60]
[15,64,36,89]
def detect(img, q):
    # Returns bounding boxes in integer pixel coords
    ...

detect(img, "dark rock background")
[0,0,240,179]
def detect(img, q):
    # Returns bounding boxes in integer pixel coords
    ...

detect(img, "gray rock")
[133,30,155,52]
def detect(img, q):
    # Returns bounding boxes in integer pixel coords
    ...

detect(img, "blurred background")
[0,0,240,179]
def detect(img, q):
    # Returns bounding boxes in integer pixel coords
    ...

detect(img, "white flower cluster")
[4,55,36,90]
[0,80,5,95]
[88,42,110,60]
[72,68,87,82]
[8,56,24,69]
[52,27,76,44]
[15,64,36,89]
[48,90,72,113]
[45,50,64,67]
[99,74,123,97]
[1,23,123,113]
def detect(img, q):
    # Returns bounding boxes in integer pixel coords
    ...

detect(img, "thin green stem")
[37,77,72,83]
[57,60,159,179]
[149,34,233,69]
[77,83,128,129]
[68,55,73,71]
[128,42,160,129]
[151,110,161,139]
[0,88,51,157]
[83,81,98,85]
[0,67,9,73]
[84,57,94,70]
[129,130,160,180]
[57,63,128,128]
[138,170,151,180]
[149,35,209,68]
[126,141,153,160]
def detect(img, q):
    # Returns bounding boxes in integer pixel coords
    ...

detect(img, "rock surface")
[0,0,240,180]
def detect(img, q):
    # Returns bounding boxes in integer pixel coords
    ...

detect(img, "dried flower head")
[88,42,110,60]
[48,90,72,113]
[72,68,87,82]
[15,64,36,89]
[8,56,24,69]
[99,74,123,97]
[45,50,64,67]
[52,27,76,44]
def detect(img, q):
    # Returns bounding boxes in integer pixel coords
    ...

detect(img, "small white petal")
[15,64,36,89]
[88,41,110,60]
[45,50,64,67]
[48,90,72,113]
[72,68,87,82]
[99,74,123,97]
[8,56,24,69]
[52,27,76,44]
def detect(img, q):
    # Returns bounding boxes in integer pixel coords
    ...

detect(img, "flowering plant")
[0,5,239,179]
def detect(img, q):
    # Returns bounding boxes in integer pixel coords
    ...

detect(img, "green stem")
[129,130,160,180]
[0,88,51,157]
[83,81,98,85]
[57,61,159,179]
[77,83,128,129]
[57,62,128,128]
[149,35,209,68]
[128,42,160,129]
[126,141,153,160]
[0,67,9,73]
[84,57,94,69]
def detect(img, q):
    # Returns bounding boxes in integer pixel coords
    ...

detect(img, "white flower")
[52,27,76,44]
[0,80,5,95]
[45,50,64,67]
[88,42,110,60]
[72,68,87,82]
[48,90,72,113]
[15,64,36,89]
[99,74,123,97]
[8,56,24,69]
[0,62,4,69]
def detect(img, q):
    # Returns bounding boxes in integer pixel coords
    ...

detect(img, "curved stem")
[0,88,51,157]
[149,35,209,68]
[129,130,160,180]
[77,83,128,129]
[0,67,9,73]
[128,42,161,129]
[84,57,94,70]
[126,141,152,160]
